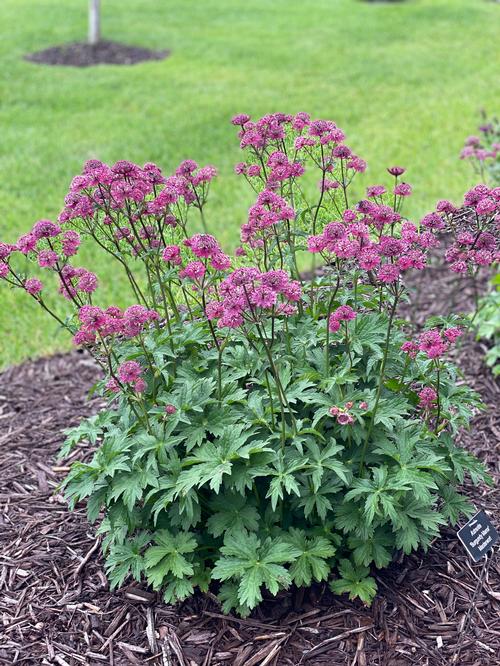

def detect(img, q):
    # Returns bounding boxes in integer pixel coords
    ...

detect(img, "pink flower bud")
[134,378,146,394]
[106,378,120,393]
[337,412,354,425]
[387,166,406,177]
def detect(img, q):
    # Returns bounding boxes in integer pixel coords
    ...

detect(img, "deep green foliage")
[61,303,487,614]
[472,273,500,376]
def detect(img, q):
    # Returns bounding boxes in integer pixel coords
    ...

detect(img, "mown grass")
[0,0,498,367]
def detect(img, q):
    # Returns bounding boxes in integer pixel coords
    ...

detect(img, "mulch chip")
[25,41,169,67]
[1,266,499,664]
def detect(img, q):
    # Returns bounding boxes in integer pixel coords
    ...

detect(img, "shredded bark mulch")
[25,41,169,67]
[1,268,499,665]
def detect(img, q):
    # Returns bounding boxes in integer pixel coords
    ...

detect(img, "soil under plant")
[1,264,499,664]
[24,40,170,67]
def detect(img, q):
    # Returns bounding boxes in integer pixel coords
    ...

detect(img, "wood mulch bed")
[25,41,169,67]
[1,265,499,665]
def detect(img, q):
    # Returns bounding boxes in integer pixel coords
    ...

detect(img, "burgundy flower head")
[387,166,406,177]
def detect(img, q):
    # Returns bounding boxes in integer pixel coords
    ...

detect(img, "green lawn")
[0,0,498,368]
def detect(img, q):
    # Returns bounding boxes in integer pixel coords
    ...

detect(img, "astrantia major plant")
[460,115,500,377]
[1,112,498,615]
[460,115,500,186]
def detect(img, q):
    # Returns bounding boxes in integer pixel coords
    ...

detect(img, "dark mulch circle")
[24,40,170,67]
[0,264,499,665]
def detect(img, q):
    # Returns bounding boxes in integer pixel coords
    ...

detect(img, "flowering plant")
[1,113,497,614]
[470,274,500,377]
[459,115,500,376]
[461,115,500,185]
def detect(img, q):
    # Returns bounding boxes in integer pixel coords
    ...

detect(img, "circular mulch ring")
[0,267,499,664]
[24,40,170,67]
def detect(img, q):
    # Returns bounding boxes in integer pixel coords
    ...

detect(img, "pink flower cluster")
[107,360,146,394]
[58,266,99,300]
[205,268,301,328]
[58,158,217,255]
[0,220,82,285]
[0,221,89,301]
[228,112,342,150]
[232,113,303,152]
[183,234,231,271]
[175,160,217,190]
[61,160,160,223]
[402,327,462,360]
[440,185,500,274]
[6,253,92,303]
[307,202,436,283]
[328,305,356,333]
[25,278,44,296]
[328,401,363,425]
[236,150,305,189]
[366,168,412,201]
[73,304,159,345]
[180,261,206,281]
[162,234,231,279]
[460,134,499,163]
[0,242,14,280]
[242,190,295,245]
[232,113,367,249]
[418,387,437,410]
[16,221,81,263]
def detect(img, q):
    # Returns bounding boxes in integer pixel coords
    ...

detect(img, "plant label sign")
[457,510,499,562]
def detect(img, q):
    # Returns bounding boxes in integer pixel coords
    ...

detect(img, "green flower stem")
[434,362,441,431]
[137,394,153,432]
[284,319,292,355]
[143,261,157,309]
[137,334,158,379]
[253,319,297,435]
[179,284,195,318]
[273,227,285,270]
[344,321,353,370]
[309,147,327,313]
[152,263,174,335]
[400,355,411,386]
[263,237,269,272]
[217,338,228,404]
[325,271,341,372]
[340,160,349,209]
[359,289,400,474]
[84,220,149,307]
[197,198,209,234]
[7,262,73,340]
[97,332,148,430]
[265,370,276,429]
[353,276,359,332]
[285,219,303,289]
[36,299,69,331]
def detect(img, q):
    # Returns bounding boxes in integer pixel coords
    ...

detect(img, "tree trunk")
[88,0,101,45]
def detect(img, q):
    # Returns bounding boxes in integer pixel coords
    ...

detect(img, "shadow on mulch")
[24,41,170,67]
[0,266,499,665]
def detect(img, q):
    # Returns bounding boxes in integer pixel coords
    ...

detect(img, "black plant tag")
[457,510,499,562]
